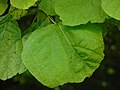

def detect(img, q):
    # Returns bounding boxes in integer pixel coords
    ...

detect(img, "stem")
[47,15,56,24]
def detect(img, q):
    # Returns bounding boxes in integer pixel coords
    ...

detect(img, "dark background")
[0,23,120,90]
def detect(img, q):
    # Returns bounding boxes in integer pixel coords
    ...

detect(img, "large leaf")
[0,0,8,15]
[38,0,56,16]
[0,21,26,80]
[101,0,120,20]
[54,0,108,26]
[10,0,37,9]
[22,23,104,88]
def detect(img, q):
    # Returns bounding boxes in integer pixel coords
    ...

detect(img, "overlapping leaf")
[22,23,104,88]
[101,0,120,20]
[38,0,56,15]
[0,21,26,80]
[10,0,37,9]
[0,0,8,15]
[54,0,108,26]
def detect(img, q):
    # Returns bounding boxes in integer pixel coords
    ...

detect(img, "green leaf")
[10,0,37,9]
[0,21,26,80]
[101,0,120,20]
[9,7,27,20]
[38,0,56,15]
[0,0,8,15]
[54,0,108,26]
[22,23,104,88]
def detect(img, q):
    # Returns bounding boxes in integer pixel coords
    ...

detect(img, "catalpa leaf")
[54,0,108,26]
[0,21,26,80]
[38,0,56,15]
[22,23,104,88]
[101,0,120,20]
[0,0,8,15]
[10,0,37,9]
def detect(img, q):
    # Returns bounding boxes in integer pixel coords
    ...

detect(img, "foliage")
[0,0,120,88]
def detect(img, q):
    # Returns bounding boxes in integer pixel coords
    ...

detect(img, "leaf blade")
[101,0,120,20]
[10,0,37,9]
[38,0,56,16]
[54,0,108,26]
[0,21,26,80]
[0,0,8,15]
[22,23,104,88]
